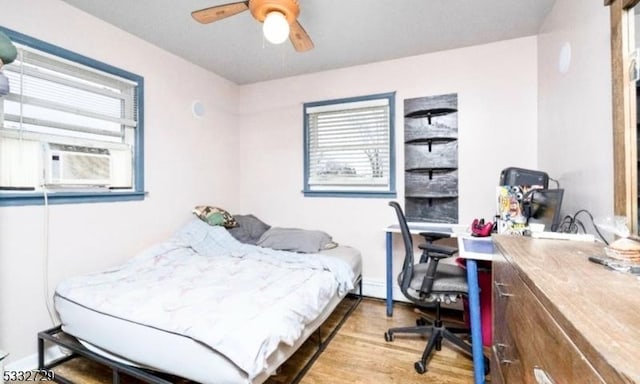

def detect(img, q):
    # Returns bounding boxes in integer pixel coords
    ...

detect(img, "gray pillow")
[227,214,271,245]
[257,227,337,253]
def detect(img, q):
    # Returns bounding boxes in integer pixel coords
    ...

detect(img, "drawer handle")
[494,343,519,366]
[533,367,555,384]
[494,282,514,298]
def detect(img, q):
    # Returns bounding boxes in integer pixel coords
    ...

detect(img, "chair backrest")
[389,201,465,302]
[388,201,415,293]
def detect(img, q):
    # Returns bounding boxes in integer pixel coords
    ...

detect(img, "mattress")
[54,245,362,384]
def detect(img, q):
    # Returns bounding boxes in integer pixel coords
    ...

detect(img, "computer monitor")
[527,188,564,232]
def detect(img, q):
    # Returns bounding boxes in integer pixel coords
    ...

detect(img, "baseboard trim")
[361,277,409,303]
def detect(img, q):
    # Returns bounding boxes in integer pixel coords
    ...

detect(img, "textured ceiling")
[60,0,556,85]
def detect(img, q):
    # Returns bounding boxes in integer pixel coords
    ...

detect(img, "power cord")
[548,177,560,189]
[557,209,609,245]
[42,185,60,326]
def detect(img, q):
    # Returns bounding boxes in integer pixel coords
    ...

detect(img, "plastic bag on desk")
[594,216,629,239]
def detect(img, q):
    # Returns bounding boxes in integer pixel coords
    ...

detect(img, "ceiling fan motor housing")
[249,0,300,24]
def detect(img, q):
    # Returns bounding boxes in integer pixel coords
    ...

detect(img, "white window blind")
[0,43,139,191]
[3,46,137,143]
[305,96,393,194]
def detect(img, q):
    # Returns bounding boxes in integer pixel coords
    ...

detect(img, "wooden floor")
[31,297,480,384]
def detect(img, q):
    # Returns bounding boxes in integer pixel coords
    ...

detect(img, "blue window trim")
[303,91,397,198]
[0,27,145,207]
[0,191,146,206]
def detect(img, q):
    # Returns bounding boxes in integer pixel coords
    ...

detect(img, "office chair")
[385,201,488,374]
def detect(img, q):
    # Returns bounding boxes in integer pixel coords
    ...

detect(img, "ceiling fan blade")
[289,20,314,52]
[191,1,249,24]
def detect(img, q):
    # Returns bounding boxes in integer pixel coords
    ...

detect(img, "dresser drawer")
[492,253,524,383]
[491,334,523,384]
[492,253,605,384]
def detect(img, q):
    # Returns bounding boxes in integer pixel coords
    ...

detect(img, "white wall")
[537,0,613,221]
[0,0,240,364]
[236,37,539,286]
[636,13,640,47]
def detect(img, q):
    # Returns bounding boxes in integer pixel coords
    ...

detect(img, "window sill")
[303,190,397,198]
[0,190,146,206]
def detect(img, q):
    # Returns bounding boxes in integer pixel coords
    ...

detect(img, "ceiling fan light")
[263,11,290,45]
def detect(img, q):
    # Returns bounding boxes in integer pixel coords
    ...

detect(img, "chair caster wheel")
[414,361,426,374]
[416,318,427,326]
[384,331,394,342]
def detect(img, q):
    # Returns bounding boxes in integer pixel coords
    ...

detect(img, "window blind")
[2,45,138,145]
[306,98,391,190]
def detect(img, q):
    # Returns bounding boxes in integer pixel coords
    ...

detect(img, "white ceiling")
[60,0,556,85]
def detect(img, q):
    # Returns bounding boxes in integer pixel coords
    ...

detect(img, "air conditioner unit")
[44,143,111,187]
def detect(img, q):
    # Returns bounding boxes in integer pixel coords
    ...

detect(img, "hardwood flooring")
[294,297,476,384]
[25,297,479,384]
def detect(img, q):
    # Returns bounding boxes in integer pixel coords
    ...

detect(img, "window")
[0,27,144,206]
[303,92,396,197]
[609,0,640,234]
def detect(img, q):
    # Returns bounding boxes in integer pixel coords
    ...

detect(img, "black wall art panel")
[404,93,458,223]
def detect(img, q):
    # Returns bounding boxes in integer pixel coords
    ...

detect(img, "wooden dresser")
[491,236,640,384]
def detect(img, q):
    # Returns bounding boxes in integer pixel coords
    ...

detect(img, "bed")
[44,218,362,384]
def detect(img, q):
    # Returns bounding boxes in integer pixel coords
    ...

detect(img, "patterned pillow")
[192,205,237,228]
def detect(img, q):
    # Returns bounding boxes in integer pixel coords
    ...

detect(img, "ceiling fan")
[192,0,314,52]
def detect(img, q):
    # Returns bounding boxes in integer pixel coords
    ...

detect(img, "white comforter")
[55,219,354,380]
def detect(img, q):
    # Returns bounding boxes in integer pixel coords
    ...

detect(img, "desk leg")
[466,259,485,384]
[386,231,393,317]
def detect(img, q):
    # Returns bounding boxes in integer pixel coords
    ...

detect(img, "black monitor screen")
[527,188,564,232]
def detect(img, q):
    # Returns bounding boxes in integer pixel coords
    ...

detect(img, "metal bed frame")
[38,277,363,384]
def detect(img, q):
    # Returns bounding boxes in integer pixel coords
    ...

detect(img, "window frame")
[608,0,640,233]
[303,92,396,198]
[0,27,145,206]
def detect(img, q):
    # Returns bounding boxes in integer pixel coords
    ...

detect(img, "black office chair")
[384,201,487,374]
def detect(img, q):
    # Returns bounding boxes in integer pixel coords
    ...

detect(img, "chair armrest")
[418,243,458,257]
[418,231,451,243]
